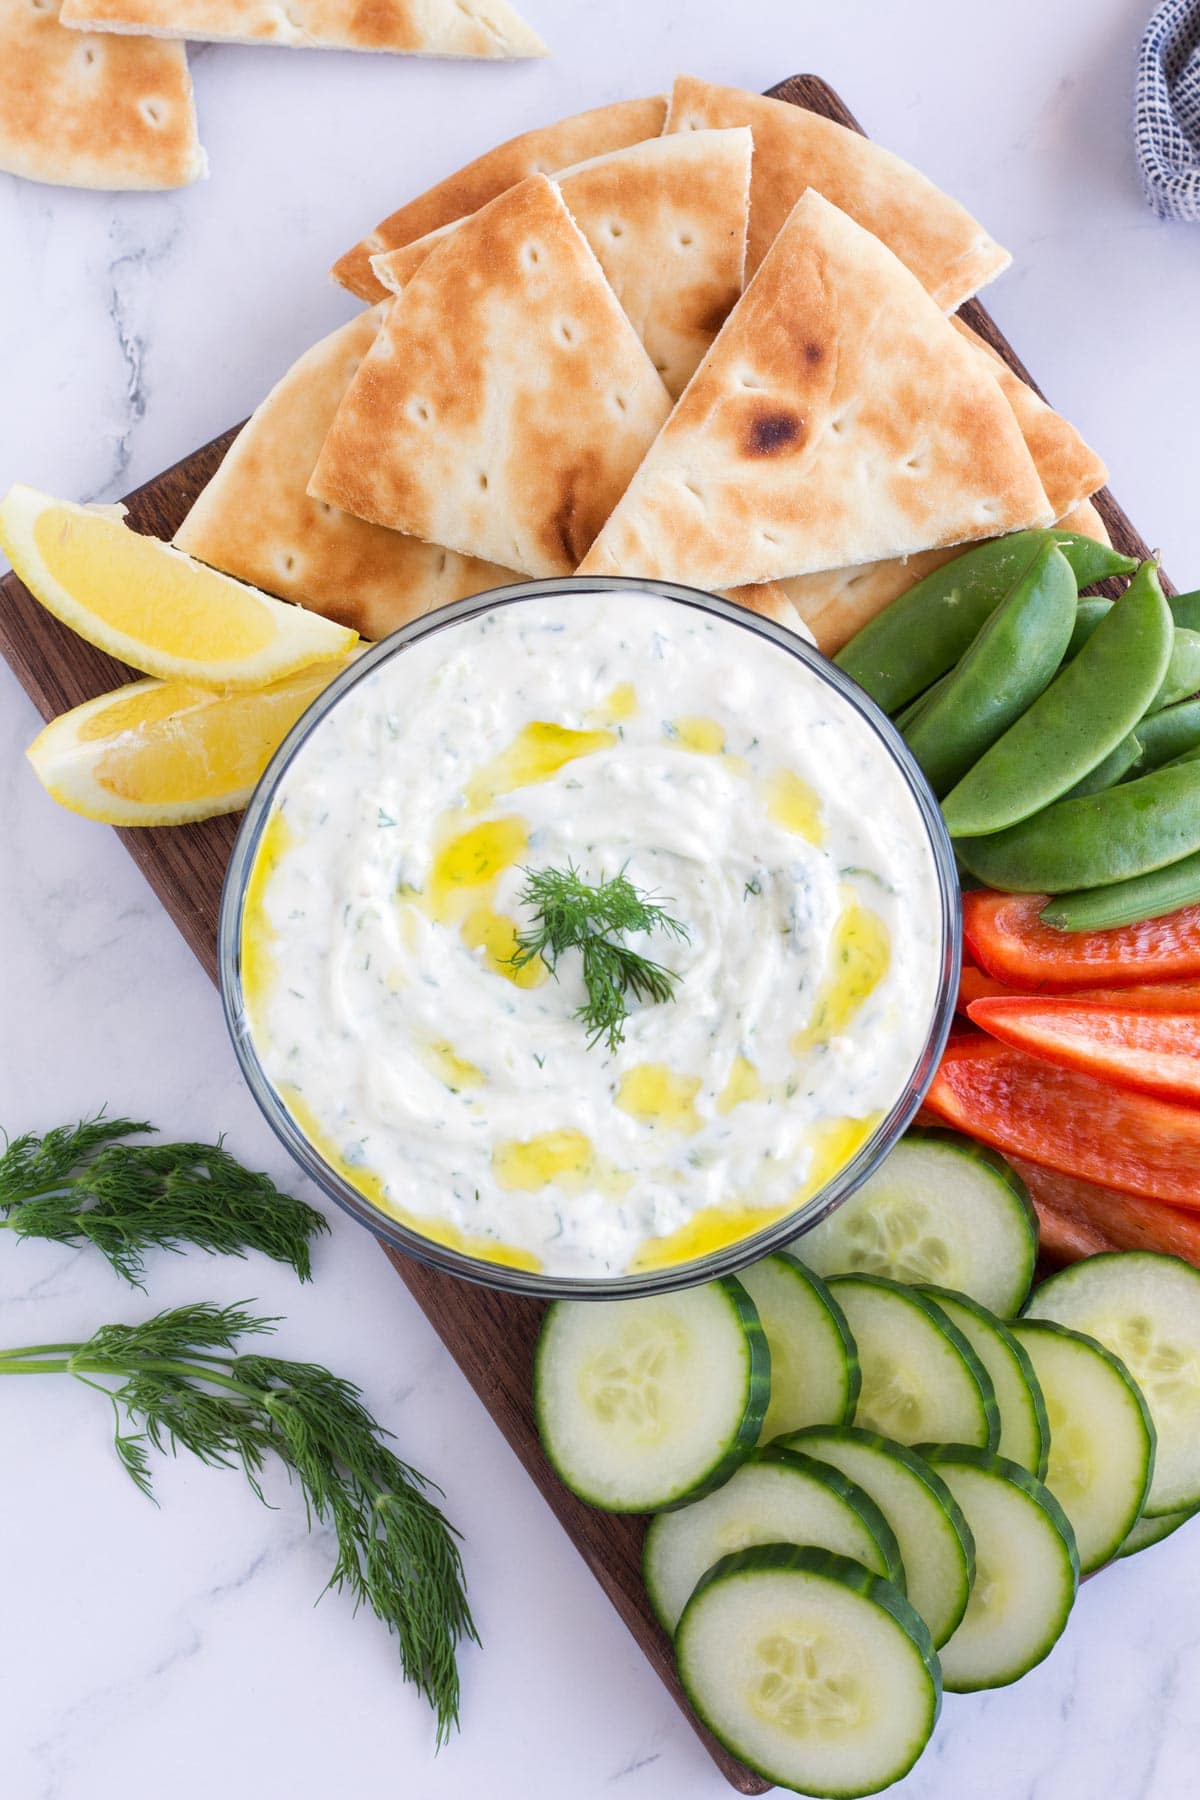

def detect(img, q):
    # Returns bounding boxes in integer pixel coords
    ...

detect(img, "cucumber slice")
[643,1446,904,1634]
[791,1129,1036,1316]
[534,1278,768,1512]
[736,1254,860,1440]
[676,1544,940,1798]
[921,1447,1078,1692]
[776,1426,974,1650]
[1025,1253,1200,1516]
[922,1287,1050,1479]
[829,1275,1000,1451]
[1117,1505,1195,1559]
[1009,1320,1155,1574]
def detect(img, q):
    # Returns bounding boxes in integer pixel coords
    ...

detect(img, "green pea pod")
[957,761,1200,893]
[1054,532,1137,590]
[1062,732,1143,800]
[1041,848,1200,931]
[942,561,1173,838]
[1169,591,1200,633]
[1166,743,1200,768]
[834,531,1057,712]
[893,673,949,734]
[1126,697,1200,774]
[1065,597,1112,661]
[1148,628,1200,714]
[905,543,1076,796]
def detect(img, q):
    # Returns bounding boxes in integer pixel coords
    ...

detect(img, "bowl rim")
[218,575,961,1300]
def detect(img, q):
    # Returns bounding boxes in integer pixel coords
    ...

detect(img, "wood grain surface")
[0,74,1164,1794]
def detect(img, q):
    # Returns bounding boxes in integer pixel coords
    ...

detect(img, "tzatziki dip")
[240,590,945,1279]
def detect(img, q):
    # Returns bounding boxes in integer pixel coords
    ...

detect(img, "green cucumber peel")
[943,561,1173,839]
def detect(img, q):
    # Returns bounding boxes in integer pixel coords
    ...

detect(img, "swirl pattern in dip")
[241,592,945,1278]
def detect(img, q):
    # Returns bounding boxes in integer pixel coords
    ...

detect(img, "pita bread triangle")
[310,174,673,578]
[333,95,667,301]
[174,310,517,641]
[0,4,204,190]
[666,75,1008,309]
[60,0,546,59]
[371,129,752,399]
[772,331,1108,653]
[578,189,1053,592]
[951,318,1107,519]
[774,493,1114,656]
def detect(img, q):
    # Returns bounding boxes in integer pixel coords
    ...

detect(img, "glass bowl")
[219,576,960,1300]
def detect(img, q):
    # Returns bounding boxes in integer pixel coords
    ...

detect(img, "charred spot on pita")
[804,341,825,366]
[745,407,804,457]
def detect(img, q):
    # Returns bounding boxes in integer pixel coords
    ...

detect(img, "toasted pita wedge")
[0,3,203,190]
[579,191,1052,593]
[333,95,667,300]
[774,336,1110,653]
[951,320,1107,519]
[174,310,516,641]
[60,0,546,59]
[775,490,1117,656]
[311,175,672,578]
[371,130,751,398]
[1059,495,1111,547]
[666,75,1007,307]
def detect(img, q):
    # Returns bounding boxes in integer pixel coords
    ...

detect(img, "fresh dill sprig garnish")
[0,1113,329,1287]
[0,1301,476,1744]
[510,863,689,1052]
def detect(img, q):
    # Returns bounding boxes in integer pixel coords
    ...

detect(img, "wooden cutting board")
[0,74,1165,1793]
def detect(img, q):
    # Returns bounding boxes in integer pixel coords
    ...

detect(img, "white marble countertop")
[3,3,1200,1796]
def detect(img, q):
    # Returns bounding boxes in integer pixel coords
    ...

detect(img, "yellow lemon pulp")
[616,1063,703,1133]
[281,1089,541,1272]
[28,659,349,827]
[765,768,826,844]
[464,720,615,808]
[32,506,277,659]
[794,893,891,1051]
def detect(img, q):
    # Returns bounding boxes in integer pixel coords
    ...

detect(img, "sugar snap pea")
[1169,591,1200,633]
[957,761,1200,892]
[893,672,950,733]
[1054,532,1137,590]
[1149,628,1200,713]
[941,561,1173,838]
[904,543,1076,795]
[1062,732,1143,800]
[1065,597,1111,660]
[835,530,1058,712]
[1041,848,1200,931]
[1130,698,1200,774]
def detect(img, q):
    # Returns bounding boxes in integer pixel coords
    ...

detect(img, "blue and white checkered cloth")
[1136,0,1200,219]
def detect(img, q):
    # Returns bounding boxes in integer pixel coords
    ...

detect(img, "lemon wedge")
[0,484,356,689]
[26,658,353,826]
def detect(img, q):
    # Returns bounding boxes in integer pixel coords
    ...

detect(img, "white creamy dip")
[241,591,945,1278]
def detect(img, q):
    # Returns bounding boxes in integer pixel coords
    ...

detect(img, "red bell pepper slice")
[968,996,1200,1104]
[956,961,1021,1013]
[1009,1156,1200,1267]
[925,1036,1200,1207]
[962,889,1200,991]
